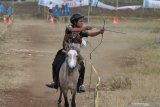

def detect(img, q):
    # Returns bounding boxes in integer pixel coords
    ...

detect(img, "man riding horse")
[46,13,104,93]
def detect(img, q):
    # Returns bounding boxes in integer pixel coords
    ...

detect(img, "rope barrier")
[87,59,101,107]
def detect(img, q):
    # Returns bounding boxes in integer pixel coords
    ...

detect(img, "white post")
[116,0,118,10]
[90,0,92,12]
[12,0,14,14]
[88,0,91,24]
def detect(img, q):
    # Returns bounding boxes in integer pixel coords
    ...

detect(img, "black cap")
[70,13,84,24]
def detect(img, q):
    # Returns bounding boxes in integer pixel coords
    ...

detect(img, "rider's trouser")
[52,49,65,84]
[77,61,85,87]
[52,49,85,87]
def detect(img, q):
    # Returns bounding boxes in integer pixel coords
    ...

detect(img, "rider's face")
[76,18,84,28]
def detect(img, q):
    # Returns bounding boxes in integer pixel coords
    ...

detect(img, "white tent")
[38,0,89,7]
[38,0,142,10]
[143,0,160,8]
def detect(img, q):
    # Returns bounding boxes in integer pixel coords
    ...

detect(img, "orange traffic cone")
[3,17,7,24]
[113,17,119,24]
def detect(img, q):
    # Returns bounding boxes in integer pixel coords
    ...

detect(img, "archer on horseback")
[46,13,104,93]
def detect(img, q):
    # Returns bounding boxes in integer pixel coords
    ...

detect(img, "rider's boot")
[46,80,58,89]
[46,76,59,89]
[46,49,64,90]
[46,63,59,89]
[46,82,58,89]
[77,61,86,93]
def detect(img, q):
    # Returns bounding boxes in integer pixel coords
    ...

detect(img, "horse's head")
[66,49,78,70]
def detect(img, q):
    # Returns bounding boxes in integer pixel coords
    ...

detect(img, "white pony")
[58,49,79,107]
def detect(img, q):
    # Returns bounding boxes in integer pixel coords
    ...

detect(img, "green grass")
[125,39,160,74]
[108,75,132,91]
[116,21,160,75]
[137,46,159,74]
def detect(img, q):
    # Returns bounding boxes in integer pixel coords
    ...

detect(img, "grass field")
[84,18,160,107]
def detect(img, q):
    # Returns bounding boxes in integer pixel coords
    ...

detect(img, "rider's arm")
[88,29,104,37]
[69,26,92,32]
[71,27,85,32]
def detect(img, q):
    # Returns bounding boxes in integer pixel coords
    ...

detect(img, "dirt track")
[0,18,124,107]
[1,18,160,107]
[0,19,102,107]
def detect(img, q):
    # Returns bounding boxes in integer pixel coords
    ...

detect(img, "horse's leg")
[58,87,62,104]
[63,89,69,107]
[71,90,76,107]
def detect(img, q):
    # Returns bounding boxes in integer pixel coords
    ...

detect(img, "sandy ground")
[0,18,160,107]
